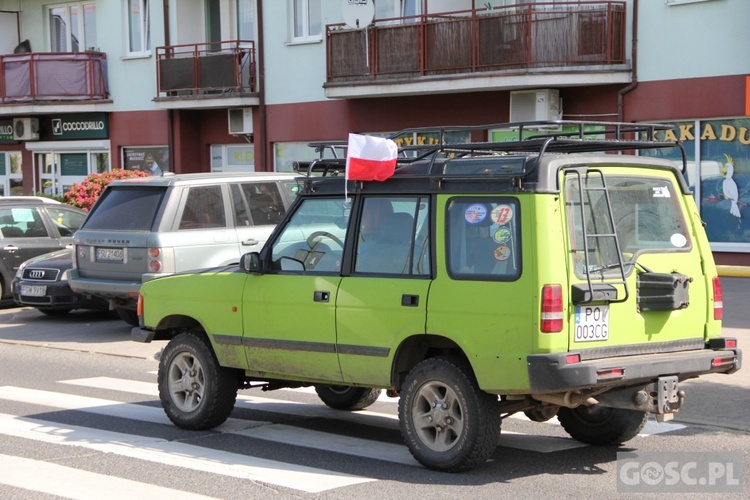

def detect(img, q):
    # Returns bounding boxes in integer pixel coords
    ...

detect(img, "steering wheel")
[306,231,344,251]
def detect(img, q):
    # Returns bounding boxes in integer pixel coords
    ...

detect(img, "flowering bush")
[63,169,150,211]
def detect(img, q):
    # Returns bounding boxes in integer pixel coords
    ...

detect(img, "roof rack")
[297,120,686,178]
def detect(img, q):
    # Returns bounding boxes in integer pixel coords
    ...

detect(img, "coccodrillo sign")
[50,113,109,140]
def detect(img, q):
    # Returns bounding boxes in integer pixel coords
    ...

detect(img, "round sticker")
[490,204,513,225]
[493,227,511,244]
[494,245,511,261]
[670,233,687,248]
[465,204,488,224]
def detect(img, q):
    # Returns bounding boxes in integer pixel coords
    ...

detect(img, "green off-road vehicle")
[133,121,741,472]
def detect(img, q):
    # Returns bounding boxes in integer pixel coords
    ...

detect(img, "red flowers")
[63,169,150,211]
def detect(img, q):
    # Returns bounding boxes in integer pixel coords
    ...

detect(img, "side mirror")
[240,252,262,274]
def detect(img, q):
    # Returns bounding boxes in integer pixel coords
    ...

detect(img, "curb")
[717,266,750,278]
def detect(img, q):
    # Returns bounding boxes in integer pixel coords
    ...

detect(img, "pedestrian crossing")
[0,374,687,497]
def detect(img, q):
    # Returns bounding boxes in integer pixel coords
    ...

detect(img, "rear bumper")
[527,344,742,394]
[68,270,141,301]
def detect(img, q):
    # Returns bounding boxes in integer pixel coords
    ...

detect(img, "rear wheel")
[115,307,139,326]
[399,357,500,472]
[557,405,647,445]
[314,385,381,410]
[158,332,240,430]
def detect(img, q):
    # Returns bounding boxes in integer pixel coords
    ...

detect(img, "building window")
[127,0,151,54]
[47,2,97,52]
[237,0,257,41]
[291,0,321,42]
[0,152,23,196]
[210,144,256,173]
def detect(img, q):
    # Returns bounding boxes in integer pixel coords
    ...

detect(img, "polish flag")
[346,133,398,182]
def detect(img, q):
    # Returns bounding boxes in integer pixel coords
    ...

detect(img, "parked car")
[133,122,741,473]
[12,248,109,315]
[69,172,299,325]
[0,197,87,301]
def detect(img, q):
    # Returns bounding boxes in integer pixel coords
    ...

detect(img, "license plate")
[96,247,124,262]
[21,285,47,297]
[574,305,609,342]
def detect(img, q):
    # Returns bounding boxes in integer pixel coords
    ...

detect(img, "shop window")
[0,152,23,196]
[123,146,168,175]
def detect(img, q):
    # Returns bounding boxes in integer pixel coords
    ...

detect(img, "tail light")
[712,276,723,320]
[148,248,162,273]
[541,284,563,333]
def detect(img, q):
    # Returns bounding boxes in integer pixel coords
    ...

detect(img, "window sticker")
[493,227,511,244]
[652,186,671,198]
[465,203,488,224]
[671,233,688,248]
[490,204,513,225]
[494,245,511,261]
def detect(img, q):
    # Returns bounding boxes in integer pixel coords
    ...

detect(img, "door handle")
[313,291,330,303]
[242,238,259,246]
[401,294,419,307]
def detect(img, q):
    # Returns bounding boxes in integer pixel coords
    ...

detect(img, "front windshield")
[565,172,690,278]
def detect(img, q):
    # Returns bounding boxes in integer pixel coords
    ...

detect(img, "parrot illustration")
[722,154,741,218]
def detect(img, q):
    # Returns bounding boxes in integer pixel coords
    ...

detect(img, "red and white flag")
[346,133,398,182]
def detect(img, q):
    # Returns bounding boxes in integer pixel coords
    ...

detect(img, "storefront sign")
[123,146,169,175]
[0,119,16,144]
[50,113,109,140]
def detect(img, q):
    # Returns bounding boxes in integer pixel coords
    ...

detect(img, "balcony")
[0,51,109,104]
[154,41,257,110]
[325,1,630,98]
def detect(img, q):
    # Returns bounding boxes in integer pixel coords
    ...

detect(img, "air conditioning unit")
[228,108,253,135]
[509,89,562,124]
[13,117,40,141]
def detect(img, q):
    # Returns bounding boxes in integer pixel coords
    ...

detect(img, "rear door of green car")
[562,166,713,353]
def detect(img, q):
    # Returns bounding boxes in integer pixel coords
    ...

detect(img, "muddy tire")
[557,405,647,445]
[158,332,240,430]
[315,385,382,410]
[399,357,500,472]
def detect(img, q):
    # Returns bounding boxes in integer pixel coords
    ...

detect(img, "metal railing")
[0,51,108,102]
[326,1,626,82]
[156,40,256,97]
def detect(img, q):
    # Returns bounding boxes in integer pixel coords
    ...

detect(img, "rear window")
[565,173,690,277]
[82,187,166,231]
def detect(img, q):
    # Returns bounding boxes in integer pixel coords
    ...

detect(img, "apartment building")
[0,0,748,263]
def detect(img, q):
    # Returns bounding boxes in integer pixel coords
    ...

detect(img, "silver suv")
[69,172,298,325]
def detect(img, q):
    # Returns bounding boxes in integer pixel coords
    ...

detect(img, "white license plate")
[21,285,47,297]
[574,305,609,342]
[96,247,124,262]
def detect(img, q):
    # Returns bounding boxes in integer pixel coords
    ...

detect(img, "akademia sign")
[50,113,109,140]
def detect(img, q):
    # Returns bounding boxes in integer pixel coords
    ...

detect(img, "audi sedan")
[1,197,87,301]
[12,248,109,315]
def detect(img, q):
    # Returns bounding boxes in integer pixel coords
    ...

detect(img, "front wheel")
[158,332,240,430]
[399,357,500,472]
[557,405,647,445]
[314,385,381,410]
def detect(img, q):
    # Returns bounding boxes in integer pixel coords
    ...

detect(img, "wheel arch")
[391,334,470,390]
[154,314,210,342]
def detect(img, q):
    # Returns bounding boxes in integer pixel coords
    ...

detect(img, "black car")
[12,248,109,315]
[0,197,87,301]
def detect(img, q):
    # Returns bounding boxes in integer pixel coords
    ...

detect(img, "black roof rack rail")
[302,120,686,179]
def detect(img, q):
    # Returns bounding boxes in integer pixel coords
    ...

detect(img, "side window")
[43,206,85,237]
[355,196,430,276]
[178,186,226,229]
[270,198,349,273]
[0,208,44,238]
[446,198,521,280]
[231,182,286,226]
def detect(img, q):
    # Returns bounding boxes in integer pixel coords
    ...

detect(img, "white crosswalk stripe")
[0,375,689,496]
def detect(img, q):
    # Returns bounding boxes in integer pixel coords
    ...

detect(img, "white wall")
[637,0,750,82]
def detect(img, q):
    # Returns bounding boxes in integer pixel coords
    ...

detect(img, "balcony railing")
[0,51,108,103]
[156,41,256,98]
[326,1,626,83]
